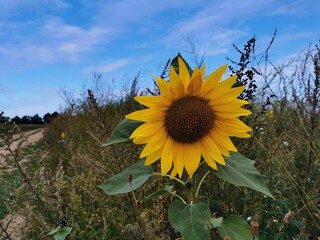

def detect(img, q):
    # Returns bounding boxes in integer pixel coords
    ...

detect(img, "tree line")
[0,112,60,124]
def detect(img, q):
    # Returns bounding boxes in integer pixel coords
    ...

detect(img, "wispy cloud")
[83,58,131,75]
[269,0,318,16]
[161,0,274,53]
[0,17,115,65]
[0,0,69,18]
[91,0,198,28]
[0,83,13,94]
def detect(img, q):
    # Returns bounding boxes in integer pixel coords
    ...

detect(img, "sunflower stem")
[152,172,185,185]
[170,192,187,204]
[195,171,210,201]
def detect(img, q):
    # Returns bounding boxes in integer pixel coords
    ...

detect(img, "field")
[0,39,319,239]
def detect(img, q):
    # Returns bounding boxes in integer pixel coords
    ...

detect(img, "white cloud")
[84,58,131,75]
[0,17,115,64]
[161,0,275,54]
[91,0,198,27]
[0,83,12,94]
[0,0,69,18]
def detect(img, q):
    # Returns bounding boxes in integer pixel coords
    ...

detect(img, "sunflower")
[126,58,252,178]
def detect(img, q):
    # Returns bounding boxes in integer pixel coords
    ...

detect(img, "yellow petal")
[200,64,206,78]
[169,66,185,98]
[210,85,246,104]
[215,142,231,157]
[174,143,186,178]
[215,118,252,133]
[178,57,191,89]
[200,64,228,97]
[169,167,178,179]
[134,96,170,109]
[126,109,164,122]
[188,67,203,95]
[154,76,174,100]
[160,137,175,175]
[184,143,201,177]
[212,98,249,107]
[215,109,251,118]
[133,136,151,144]
[201,135,225,165]
[130,122,163,138]
[210,129,237,152]
[200,144,218,170]
[212,101,252,118]
[139,130,167,158]
[145,147,162,165]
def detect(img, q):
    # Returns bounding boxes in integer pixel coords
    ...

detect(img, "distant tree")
[11,116,22,124]
[43,113,51,123]
[50,111,59,119]
[0,116,9,123]
[31,114,44,124]
[43,112,60,124]
[21,116,32,124]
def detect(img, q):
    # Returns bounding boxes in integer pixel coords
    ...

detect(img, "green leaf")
[171,53,193,77]
[219,215,258,240]
[215,152,274,198]
[144,185,174,201]
[48,227,72,240]
[102,118,143,146]
[98,161,152,195]
[168,200,211,240]
[211,217,223,228]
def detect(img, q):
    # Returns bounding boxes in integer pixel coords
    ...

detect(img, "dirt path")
[0,128,45,239]
[0,128,45,167]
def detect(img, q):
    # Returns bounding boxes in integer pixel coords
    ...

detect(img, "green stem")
[152,172,185,185]
[195,171,210,201]
[170,192,187,204]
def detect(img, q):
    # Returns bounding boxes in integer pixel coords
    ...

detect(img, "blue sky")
[0,0,319,118]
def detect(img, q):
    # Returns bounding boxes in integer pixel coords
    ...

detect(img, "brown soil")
[0,129,45,239]
[0,129,44,167]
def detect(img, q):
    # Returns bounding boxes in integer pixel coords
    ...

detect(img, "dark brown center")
[164,96,215,143]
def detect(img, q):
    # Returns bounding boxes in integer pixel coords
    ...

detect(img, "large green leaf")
[219,215,258,240]
[171,53,193,77]
[211,217,223,228]
[102,118,143,146]
[168,200,211,240]
[144,185,174,201]
[215,152,274,198]
[48,227,72,240]
[98,161,152,195]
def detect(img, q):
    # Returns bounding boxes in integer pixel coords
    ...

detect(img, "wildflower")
[126,58,252,178]
[265,111,273,119]
[60,132,66,141]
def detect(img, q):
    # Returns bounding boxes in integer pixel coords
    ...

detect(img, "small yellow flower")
[265,111,273,119]
[126,58,252,178]
[60,132,66,141]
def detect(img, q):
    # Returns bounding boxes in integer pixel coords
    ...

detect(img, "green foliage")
[218,215,256,240]
[1,40,320,239]
[171,52,193,76]
[215,152,274,198]
[210,217,223,228]
[144,185,174,201]
[168,200,211,240]
[102,118,143,146]
[99,160,152,195]
[48,227,73,240]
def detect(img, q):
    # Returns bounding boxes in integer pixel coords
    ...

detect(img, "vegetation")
[0,35,319,239]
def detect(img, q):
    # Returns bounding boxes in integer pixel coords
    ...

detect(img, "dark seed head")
[164,96,214,143]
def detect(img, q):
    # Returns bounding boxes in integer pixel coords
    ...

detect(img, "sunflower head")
[126,56,252,178]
